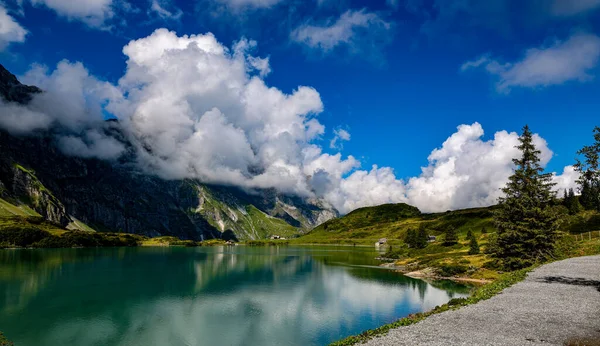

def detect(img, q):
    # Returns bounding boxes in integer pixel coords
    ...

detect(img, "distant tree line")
[404,227,428,249]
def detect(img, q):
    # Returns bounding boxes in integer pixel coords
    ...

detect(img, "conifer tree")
[443,226,458,246]
[404,229,417,248]
[466,229,473,241]
[575,126,600,211]
[416,227,428,249]
[493,125,559,270]
[468,236,480,255]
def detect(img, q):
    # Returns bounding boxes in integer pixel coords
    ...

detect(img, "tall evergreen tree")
[468,236,480,255]
[416,228,428,249]
[493,125,559,270]
[443,226,458,246]
[404,229,417,248]
[575,127,600,211]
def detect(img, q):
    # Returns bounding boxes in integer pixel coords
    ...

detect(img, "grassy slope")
[296,204,496,246]
[296,202,600,281]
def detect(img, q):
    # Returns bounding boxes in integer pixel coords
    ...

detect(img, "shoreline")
[403,271,492,284]
[379,262,492,284]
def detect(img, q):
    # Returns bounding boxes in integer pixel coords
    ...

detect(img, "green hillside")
[298,203,497,246]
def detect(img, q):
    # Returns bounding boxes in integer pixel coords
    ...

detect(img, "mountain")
[0,65,336,241]
[299,203,497,244]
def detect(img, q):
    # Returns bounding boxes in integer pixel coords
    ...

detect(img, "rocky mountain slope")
[0,64,336,241]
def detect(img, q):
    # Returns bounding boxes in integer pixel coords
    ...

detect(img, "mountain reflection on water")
[0,246,470,346]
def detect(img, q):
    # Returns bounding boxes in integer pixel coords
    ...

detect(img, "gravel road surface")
[365,255,600,346]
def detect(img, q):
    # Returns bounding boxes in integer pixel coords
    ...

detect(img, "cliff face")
[0,65,336,240]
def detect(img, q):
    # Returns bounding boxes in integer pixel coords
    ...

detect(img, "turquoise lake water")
[0,246,470,345]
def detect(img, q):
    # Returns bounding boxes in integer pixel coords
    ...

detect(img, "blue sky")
[0,0,598,212]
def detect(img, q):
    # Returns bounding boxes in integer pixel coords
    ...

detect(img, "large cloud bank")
[0,29,578,213]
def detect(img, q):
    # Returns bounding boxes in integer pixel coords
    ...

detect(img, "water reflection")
[0,247,470,346]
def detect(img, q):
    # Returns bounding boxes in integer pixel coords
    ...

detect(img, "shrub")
[32,232,139,248]
[0,227,50,247]
[435,263,467,277]
[383,246,404,259]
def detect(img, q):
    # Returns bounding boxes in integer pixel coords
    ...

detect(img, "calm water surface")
[0,246,470,346]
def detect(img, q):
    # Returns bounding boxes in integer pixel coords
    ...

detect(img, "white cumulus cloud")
[322,122,574,213]
[0,5,28,50]
[0,29,580,214]
[462,33,600,93]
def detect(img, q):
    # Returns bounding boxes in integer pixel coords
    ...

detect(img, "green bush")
[435,263,468,277]
[32,232,139,248]
[383,246,404,259]
[0,227,49,247]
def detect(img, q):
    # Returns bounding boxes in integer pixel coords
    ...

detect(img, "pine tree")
[575,127,600,211]
[416,227,428,249]
[468,236,480,255]
[466,229,473,241]
[493,125,559,270]
[404,229,417,248]
[443,226,458,246]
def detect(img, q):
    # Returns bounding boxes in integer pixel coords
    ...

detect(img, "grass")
[330,268,532,346]
[67,218,97,233]
[0,198,41,217]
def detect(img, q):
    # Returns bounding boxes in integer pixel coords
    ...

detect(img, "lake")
[0,246,470,346]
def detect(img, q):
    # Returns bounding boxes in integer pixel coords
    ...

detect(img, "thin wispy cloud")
[148,0,182,21]
[291,9,392,58]
[461,33,600,93]
[330,128,350,150]
[28,0,116,28]
[551,0,600,16]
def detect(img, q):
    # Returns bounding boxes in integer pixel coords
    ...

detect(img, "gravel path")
[365,255,600,346]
